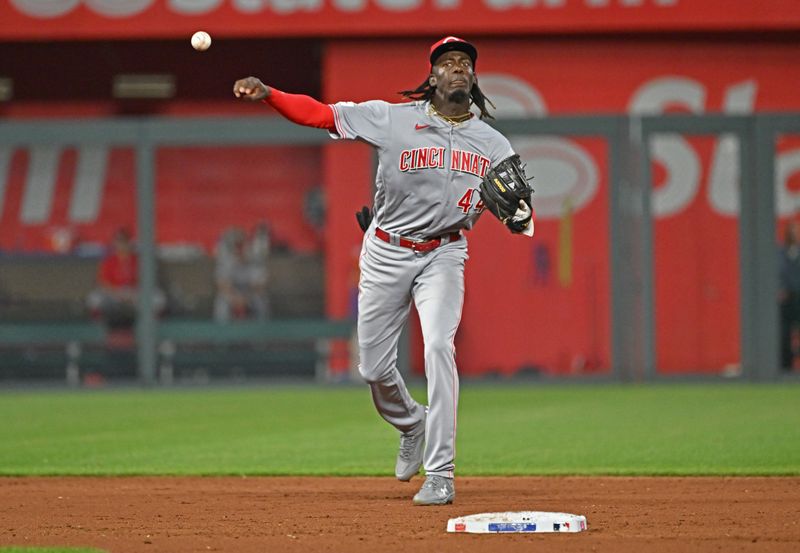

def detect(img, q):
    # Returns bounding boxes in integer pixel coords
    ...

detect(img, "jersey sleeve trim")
[330,103,347,139]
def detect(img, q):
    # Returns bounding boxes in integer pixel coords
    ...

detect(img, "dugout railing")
[1,114,798,384]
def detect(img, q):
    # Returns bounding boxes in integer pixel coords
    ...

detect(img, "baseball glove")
[479,154,534,233]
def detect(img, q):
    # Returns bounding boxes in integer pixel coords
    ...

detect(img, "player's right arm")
[233,76,335,132]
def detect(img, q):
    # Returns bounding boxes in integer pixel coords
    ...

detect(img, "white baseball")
[191,31,211,52]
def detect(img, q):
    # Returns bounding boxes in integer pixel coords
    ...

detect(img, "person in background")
[213,226,269,322]
[779,220,800,371]
[86,227,165,326]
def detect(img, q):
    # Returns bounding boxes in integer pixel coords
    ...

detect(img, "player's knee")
[358,344,396,383]
[358,362,385,384]
[424,337,454,362]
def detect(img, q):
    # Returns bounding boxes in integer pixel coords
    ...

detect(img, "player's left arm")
[490,141,535,237]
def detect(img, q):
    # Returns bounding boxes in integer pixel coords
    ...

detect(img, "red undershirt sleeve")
[262,89,336,132]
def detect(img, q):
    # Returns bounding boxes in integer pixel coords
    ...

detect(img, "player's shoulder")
[334,99,420,113]
[384,100,426,112]
[468,118,514,159]
[470,116,502,133]
[334,99,388,108]
[367,100,427,119]
[470,117,511,141]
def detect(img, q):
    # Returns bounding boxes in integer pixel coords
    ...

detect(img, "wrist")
[505,215,531,233]
[259,84,278,102]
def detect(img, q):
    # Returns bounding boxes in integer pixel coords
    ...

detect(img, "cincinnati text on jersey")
[399,147,491,178]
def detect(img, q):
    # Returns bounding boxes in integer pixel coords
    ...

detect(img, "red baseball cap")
[429,36,478,68]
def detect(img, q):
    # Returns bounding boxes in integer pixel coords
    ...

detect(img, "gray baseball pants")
[357,232,468,479]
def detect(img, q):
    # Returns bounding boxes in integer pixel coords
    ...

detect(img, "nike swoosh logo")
[415,124,430,130]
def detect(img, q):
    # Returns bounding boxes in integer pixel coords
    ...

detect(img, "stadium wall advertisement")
[323,37,800,376]
[1,0,799,39]
[2,31,799,376]
[0,146,323,254]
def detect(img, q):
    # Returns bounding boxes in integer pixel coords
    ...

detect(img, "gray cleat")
[413,475,455,506]
[395,413,426,481]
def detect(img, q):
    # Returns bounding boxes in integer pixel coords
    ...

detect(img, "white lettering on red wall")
[9,0,682,18]
[480,73,800,220]
[2,74,798,224]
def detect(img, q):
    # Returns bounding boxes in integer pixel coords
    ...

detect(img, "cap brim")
[429,42,477,67]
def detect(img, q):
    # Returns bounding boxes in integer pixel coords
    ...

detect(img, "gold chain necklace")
[428,103,473,125]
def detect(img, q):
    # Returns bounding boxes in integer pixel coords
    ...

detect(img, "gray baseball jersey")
[331,99,514,479]
[331,100,514,238]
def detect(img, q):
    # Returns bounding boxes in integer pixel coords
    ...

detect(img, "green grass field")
[1,383,798,476]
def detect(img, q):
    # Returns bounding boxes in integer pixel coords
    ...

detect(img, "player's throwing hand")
[233,77,270,101]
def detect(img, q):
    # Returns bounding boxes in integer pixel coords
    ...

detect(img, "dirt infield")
[1,476,799,553]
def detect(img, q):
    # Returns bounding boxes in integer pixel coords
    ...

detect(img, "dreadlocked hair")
[399,79,496,120]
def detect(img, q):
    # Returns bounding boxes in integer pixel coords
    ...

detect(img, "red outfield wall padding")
[4,36,800,375]
[322,37,800,375]
[0,144,322,255]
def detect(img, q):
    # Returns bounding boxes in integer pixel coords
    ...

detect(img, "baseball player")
[234,36,533,506]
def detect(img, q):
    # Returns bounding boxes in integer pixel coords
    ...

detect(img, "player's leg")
[357,235,426,433]
[412,243,468,480]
